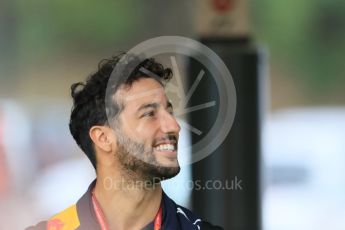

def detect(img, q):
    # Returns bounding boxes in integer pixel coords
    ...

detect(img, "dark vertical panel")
[190,38,264,230]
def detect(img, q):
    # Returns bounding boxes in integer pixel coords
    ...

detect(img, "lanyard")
[154,205,163,230]
[91,192,163,230]
[92,192,109,230]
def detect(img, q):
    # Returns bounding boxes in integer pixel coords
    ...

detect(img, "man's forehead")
[116,78,168,108]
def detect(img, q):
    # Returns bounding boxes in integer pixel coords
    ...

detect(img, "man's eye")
[142,111,155,117]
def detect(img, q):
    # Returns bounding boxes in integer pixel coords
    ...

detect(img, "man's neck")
[94,173,162,230]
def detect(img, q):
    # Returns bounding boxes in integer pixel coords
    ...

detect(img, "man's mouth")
[154,143,176,152]
[153,135,178,152]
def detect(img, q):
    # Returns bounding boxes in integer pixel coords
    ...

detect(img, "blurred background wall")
[1,0,345,229]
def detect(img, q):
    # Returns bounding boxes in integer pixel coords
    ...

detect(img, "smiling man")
[26,54,222,230]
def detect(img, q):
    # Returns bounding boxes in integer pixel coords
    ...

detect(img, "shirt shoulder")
[175,205,223,230]
[163,192,213,229]
[25,204,80,230]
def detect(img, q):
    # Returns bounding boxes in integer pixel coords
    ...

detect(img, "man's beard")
[114,127,180,183]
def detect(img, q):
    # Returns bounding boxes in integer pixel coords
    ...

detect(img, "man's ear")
[89,126,115,153]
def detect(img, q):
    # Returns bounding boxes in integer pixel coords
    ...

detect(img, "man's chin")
[156,157,180,177]
[117,147,180,182]
[143,162,180,182]
[121,154,180,182]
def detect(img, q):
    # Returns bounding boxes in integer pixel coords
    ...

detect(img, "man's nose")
[160,111,181,134]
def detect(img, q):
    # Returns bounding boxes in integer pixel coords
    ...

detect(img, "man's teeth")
[154,144,175,151]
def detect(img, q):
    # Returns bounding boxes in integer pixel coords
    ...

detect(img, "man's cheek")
[135,122,146,133]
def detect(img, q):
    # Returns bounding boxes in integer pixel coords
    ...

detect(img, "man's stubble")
[114,126,180,184]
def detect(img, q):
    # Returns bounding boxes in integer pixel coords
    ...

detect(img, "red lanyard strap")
[92,192,163,230]
[154,205,163,230]
[92,192,110,230]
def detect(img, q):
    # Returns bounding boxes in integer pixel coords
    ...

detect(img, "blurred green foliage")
[12,0,140,59]
[2,0,345,99]
[253,0,345,94]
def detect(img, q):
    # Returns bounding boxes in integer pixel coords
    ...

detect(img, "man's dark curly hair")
[69,53,172,169]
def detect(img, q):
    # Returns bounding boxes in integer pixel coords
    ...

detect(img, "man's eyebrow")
[136,101,173,113]
[137,103,159,113]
